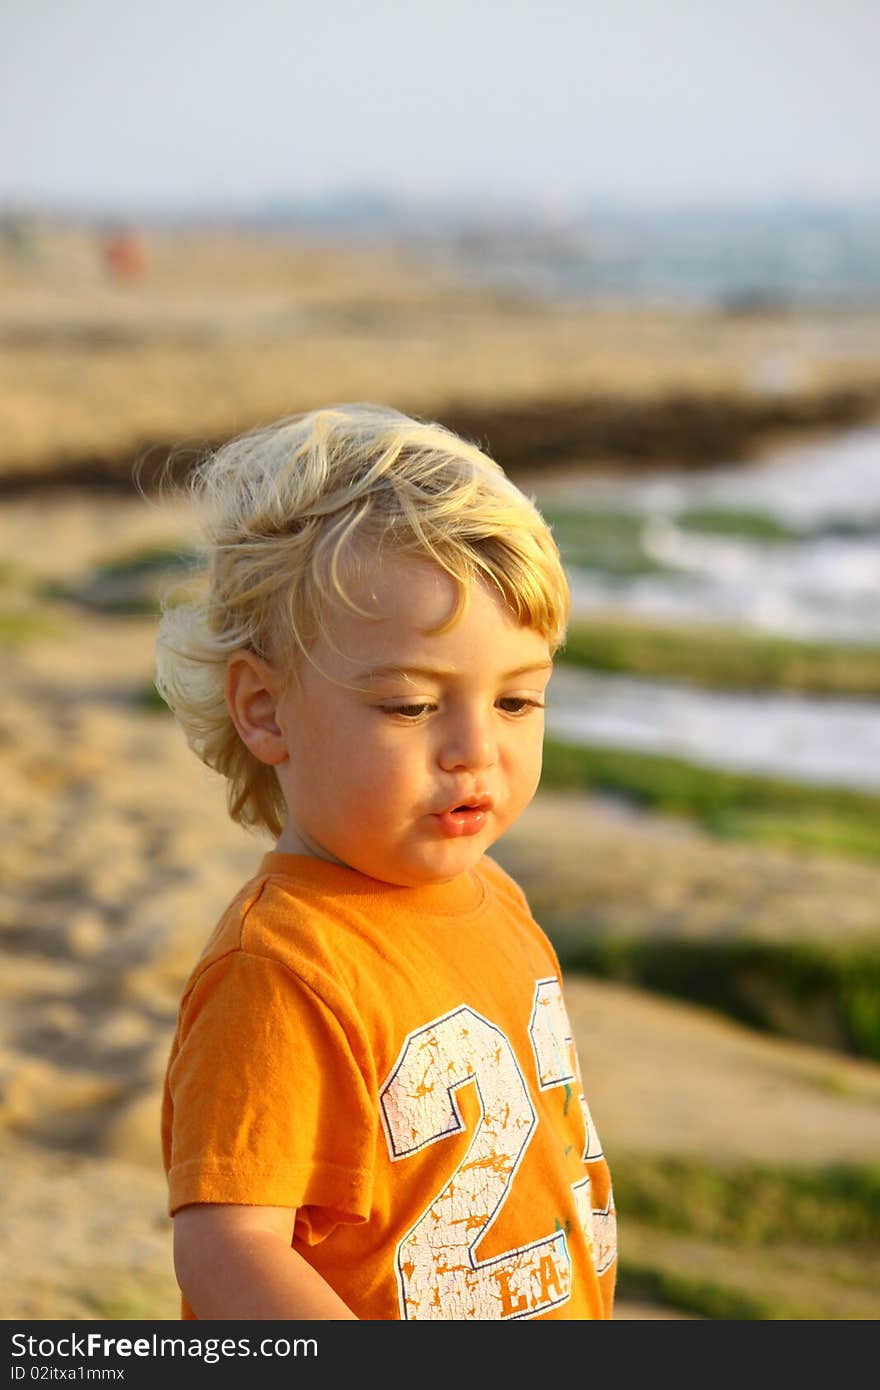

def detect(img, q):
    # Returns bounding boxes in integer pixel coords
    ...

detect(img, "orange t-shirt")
[162,851,616,1320]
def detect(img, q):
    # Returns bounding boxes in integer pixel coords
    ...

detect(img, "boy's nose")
[438,710,498,774]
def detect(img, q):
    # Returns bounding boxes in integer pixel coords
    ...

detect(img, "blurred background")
[2,0,879,1320]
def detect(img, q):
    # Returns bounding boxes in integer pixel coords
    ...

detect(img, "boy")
[158,403,616,1320]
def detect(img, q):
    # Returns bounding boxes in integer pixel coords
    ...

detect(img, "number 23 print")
[379,978,616,1320]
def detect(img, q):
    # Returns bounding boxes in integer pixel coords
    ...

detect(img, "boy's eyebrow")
[353,660,554,683]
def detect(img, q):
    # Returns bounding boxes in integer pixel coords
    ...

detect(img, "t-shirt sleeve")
[165,949,375,1239]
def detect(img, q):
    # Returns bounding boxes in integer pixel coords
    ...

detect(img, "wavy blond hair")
[155,402,570,839]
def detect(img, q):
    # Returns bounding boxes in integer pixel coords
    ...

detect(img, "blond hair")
[155,402,570,838]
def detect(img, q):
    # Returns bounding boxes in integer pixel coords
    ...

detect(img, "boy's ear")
[225,650,288,766]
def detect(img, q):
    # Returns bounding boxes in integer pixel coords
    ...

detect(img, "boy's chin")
[314,819,504,887]
[403,838,495,885]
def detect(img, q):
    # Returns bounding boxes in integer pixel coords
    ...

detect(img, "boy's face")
[270,551,553,886]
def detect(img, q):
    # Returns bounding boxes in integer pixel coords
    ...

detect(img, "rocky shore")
[2,380,879,498]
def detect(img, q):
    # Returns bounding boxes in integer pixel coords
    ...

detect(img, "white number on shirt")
[380,1006,571,1320]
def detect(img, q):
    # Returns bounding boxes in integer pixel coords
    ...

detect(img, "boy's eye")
[497,697,545,715]
[383,703,435,719]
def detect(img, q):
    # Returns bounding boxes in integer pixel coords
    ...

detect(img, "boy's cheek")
[520,747,545,806]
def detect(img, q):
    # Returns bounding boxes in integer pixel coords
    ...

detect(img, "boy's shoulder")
[182,863,334,979]
[172,865,344,1021]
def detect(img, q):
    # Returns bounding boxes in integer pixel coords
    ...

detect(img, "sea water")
[536,426,880,789]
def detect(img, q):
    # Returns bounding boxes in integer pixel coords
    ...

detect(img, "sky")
[3,0,880,214]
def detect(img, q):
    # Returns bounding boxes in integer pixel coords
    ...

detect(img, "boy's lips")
[431,795,493,839]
